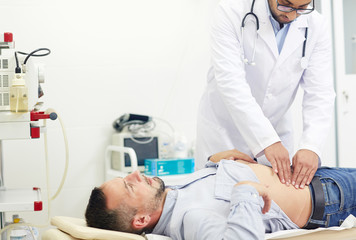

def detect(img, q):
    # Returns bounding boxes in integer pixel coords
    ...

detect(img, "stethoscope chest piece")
[300,57,308,69]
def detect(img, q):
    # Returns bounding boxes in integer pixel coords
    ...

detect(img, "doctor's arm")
[291,18,335,189]
[183,183,270,240]
[209,2,291,184]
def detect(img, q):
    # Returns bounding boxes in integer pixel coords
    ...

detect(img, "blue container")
[144,158,195,176]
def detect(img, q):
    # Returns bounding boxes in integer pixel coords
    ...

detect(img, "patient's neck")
[150,188,171,228]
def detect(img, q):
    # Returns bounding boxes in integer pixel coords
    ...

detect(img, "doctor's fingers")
[275,158,286,184]
[291,163,301,187]
[267,157,279,174]
[282,157,291,184]
[292,167,310,189]
[298,167,317,189]
[277,158,291,185]
[306,168,317,185]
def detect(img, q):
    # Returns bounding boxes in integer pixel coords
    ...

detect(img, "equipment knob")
[49,112,58,120]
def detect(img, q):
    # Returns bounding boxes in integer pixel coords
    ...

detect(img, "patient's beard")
[153,176,165,199]
[145,177,166,212]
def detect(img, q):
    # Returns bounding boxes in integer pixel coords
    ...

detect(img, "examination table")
[43,215,356,240]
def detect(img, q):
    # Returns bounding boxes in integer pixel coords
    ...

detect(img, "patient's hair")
[85,187,141,234]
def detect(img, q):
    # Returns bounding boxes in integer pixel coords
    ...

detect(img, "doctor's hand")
[235,181,271,214]
[209,149,255,163]
[291,149,319,189]
[264,142,291,185]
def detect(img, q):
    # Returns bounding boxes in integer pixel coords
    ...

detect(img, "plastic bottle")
[160,136,173,159]
[7,215,39,240]
[10,74,28,112]
[173,134,188,159]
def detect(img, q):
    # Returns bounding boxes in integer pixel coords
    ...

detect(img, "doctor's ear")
[132,214,151,230]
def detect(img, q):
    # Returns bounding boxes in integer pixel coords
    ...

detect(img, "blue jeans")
[310,167,356,227]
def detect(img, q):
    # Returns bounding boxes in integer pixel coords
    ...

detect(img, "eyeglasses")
[276,0,314,15]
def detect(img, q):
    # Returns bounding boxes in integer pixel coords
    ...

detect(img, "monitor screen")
[124,137,159,167]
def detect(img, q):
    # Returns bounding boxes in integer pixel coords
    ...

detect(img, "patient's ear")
[132,214,151,229]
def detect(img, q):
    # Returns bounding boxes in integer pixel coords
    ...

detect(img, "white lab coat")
[195,0,335,169]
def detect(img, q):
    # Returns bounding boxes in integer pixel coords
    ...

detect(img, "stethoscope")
[241,0,308,69]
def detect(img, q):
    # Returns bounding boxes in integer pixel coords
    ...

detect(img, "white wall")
[343,0,356,74]
[0,0,336,236]
[0,0,219,233]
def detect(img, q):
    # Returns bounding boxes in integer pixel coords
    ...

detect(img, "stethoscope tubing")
[302,27,308,58]
[241,0,308,68]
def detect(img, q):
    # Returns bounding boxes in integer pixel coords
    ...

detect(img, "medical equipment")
[241,0,312,68]
[111,113,161,172]
[110,113,193,173]
[0,32,55,225]
[0,32,70,240]
[111,132,161,172]
[113,113,152,132]
[0,33,55,139]
[2,215,39,240]
[111,113,179,172]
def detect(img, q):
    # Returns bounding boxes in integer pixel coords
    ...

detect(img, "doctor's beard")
[272,11,301,25]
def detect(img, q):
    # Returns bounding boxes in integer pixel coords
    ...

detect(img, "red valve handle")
[31,111,57,121]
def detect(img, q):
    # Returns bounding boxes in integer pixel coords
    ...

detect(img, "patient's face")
[101,170,165,213]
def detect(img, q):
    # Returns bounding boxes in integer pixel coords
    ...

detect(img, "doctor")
[196,0,335,189]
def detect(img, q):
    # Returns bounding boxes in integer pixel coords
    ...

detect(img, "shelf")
[0,188,42,212]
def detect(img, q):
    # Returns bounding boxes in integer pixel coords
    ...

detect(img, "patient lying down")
[85,149,356,240]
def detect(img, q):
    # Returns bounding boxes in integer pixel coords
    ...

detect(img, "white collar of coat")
[254,0,309,61]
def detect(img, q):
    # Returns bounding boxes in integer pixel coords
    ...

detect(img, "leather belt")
[304,176,325,229]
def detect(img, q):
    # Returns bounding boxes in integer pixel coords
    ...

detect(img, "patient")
[85,149,356,239]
